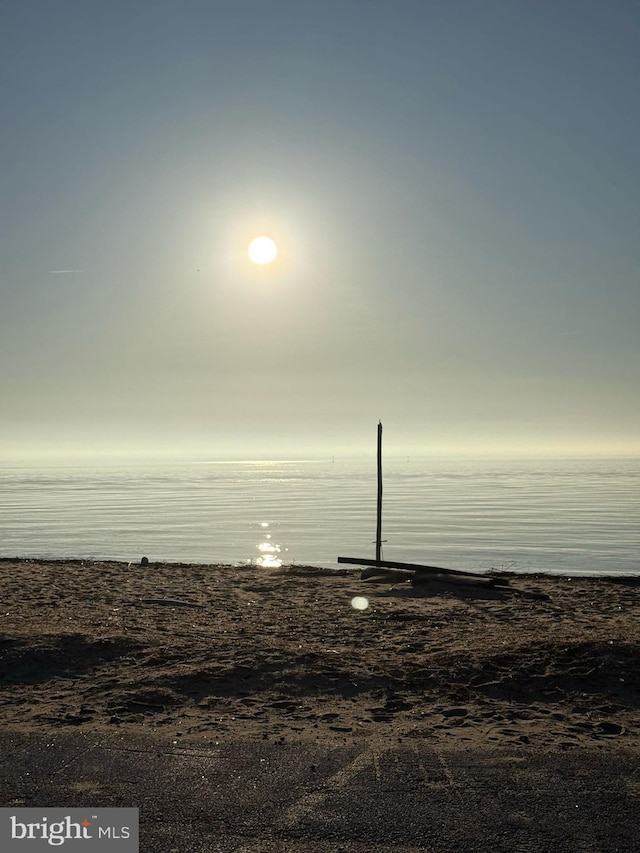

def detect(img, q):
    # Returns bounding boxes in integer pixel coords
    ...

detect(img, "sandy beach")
[1,558,639,750]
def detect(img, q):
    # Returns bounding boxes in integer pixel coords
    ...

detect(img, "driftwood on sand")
[339,557,504,588]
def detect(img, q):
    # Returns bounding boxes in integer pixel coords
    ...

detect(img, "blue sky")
[1,0,638,459]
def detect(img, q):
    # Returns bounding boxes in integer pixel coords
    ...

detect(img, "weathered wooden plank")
[360,566,414,582]
[337,556,466,576]
[413,573,496,588]
[356,563,496,588]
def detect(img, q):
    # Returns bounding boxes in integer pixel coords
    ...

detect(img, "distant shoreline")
[1,452,639,468]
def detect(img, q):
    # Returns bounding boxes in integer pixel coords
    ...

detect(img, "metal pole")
[376,420,383,562]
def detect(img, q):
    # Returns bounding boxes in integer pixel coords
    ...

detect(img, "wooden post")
[376,420,383,561]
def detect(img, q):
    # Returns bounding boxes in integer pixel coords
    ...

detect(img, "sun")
[248,235,277,265]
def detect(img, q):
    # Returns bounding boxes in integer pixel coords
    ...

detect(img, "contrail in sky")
[49,269,84,274]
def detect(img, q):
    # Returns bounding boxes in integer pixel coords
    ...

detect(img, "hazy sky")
[1,0,639,460]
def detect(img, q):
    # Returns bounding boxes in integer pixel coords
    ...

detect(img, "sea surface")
[0,456,638,576]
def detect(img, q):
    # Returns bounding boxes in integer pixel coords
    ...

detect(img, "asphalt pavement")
[1,731,637,852]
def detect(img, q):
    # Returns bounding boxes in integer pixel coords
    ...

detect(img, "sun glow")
[248,236,278,264]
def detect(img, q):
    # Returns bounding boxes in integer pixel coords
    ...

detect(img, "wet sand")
[1,558,639,749]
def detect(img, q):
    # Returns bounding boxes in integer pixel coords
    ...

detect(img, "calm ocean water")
[0,457,638,576]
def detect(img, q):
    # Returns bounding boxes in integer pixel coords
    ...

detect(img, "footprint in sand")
[439,708,470,728]
[385,698,414,713]
[597,721,624,737]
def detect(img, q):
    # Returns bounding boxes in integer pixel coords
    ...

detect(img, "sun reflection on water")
[256,540,282,567]
[255,521,285,568]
